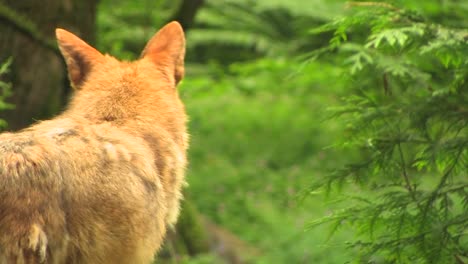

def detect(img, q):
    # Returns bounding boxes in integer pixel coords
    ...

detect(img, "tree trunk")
[0,0,96,130]
[159,199,261,263]
[170,0,205,30]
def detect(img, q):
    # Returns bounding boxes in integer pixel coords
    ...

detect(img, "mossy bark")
[158,199,261,263]
[158,199,211,262]
[0,0,96,130]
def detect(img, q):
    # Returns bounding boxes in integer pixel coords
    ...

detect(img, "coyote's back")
[0,22,188,264]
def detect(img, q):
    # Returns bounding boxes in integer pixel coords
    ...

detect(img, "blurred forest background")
[0,0,467,263]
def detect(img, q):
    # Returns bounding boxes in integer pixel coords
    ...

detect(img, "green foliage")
[183,57,353,263]
[308,2,468,263]
[0,58,14,128]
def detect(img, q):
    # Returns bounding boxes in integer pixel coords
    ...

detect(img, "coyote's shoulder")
[0,22,188,264]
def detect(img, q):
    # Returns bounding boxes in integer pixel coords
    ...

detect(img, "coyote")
[0,22,188,263]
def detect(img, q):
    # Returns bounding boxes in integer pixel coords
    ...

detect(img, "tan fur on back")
[0,22,188,264]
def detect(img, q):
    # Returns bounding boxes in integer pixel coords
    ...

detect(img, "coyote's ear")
[56,29,103,89]
[140,21,185,85]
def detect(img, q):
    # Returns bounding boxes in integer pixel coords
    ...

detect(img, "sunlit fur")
[0,22,188,264]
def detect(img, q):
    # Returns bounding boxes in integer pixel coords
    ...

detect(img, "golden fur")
[0,22,188,264]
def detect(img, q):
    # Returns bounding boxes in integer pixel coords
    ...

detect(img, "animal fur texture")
[0,22,188,264]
